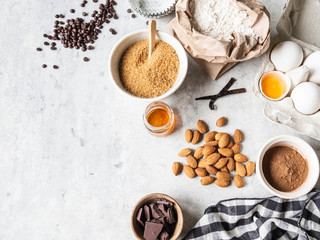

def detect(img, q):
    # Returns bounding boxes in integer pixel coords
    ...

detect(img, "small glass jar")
[143,101,175,137]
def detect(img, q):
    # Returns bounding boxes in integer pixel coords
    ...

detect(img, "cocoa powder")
[262,146,308,192]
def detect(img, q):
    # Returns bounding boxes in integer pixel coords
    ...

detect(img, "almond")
[203,146,216,157]
[187,155,198,169]
[220,166,229,172]
[216,117,226,127]
[234,153,248,163]
[214,158,228,169]
[172,162,183,176]
[194,146,204,160]
[197,120,208,134]
[218,134,229,148]
[234,174,245,188]
[234,129,243,143]
[227,140,234,149]
[246,161,255,177]
[215,179,230,187]
[215,132,226,141]
[198,159,208,168]
[184,165,196,178]
[195,168,208,177]
[206,153,220,165]
[185,129,193,143]
[218,148,234,157]
[178,148,192,157]
[216,171,232,182]
[203,140,219,148]
[206,166,218,176]
[226,157,235,172]
[236,162,246,177]
[201,176,215,185]
[204,131,216,142]
[231,143,241,154]
[192,130,201,145]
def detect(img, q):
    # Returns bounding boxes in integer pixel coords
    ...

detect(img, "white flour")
[189,0,255,41]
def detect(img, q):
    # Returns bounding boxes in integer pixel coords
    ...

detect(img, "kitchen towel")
[183,189,320,240]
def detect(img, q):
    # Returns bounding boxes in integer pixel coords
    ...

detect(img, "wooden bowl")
[131,193,184,240]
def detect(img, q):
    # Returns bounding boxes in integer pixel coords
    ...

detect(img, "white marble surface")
[0,0,319,239]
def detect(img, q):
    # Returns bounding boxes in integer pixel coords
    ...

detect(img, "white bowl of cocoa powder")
[257,135,319,199]
[108,29,188,101]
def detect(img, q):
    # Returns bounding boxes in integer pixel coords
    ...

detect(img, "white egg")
[291,82,320,115]
[303,51,320,84]
[270,41,303,72]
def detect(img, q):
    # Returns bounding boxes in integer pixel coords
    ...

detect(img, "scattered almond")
[201,176,215,185]
[198,159,208,168]
[218,134,229,148]
[218,148,234,157]
[206,166,218,175]
[236,162,246,177]
[214,158,228,169]
[216,117,226,127]
[234,129,243,143]
[192,130,201,145]
[178,148,192,157]
[227,140,234,149]
[231,143,241,154]
[234,153,248,163]
[234,174,245,188]
[220,166,229,172]
[204,140,219,148]
[197,120,208,134]
[187,155,198,169]
[194,146,204,160]
[204,131,216,143]
[172,162,183,176]
[195,168,208,177]
[203,146,216,157]
[246,161,255,177]
[184,165,196,178]
[216,171,232,182]
[215,179,230,187]
[215,132,225,141]
[185,129,193,143]
[226,157,235,172]
[206,153,220,165]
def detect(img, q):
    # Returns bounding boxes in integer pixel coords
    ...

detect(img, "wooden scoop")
[148,20,156,59]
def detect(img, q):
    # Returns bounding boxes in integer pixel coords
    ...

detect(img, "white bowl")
[108,29,188,101]
[256,135,319,199]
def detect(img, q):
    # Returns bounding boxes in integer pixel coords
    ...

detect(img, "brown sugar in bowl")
[131,193,183,240]
[256,135,319,199]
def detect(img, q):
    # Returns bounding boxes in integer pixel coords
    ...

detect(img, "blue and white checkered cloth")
[183,189,320,240]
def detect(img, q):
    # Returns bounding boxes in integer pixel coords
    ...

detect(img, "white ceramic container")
[256,135,319,199]
[108,29,188,101]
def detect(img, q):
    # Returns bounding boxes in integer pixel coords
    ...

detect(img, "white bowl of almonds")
[173,118,255,188]
[108,29,188,101]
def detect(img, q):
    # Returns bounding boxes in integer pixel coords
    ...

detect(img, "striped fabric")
[183,189,320,240]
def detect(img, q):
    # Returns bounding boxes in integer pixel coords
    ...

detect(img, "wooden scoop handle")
[148,20,156,59]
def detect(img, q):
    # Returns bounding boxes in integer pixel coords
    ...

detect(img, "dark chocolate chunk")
[144,205,151,222]
[143,221,163,240]
[160,231,170,240]
[166,206,176,224]
[136,207,145,227]
[150,204,164,219]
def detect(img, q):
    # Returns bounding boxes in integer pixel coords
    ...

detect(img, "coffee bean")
[60,14,64,18]
[127,9,132,13]
[109,28,114,32]
[44,41,49,45]
[70,9,75,13]
[36,47,42,51]
[111,29,117,35]
[83,57,89,62]
[80,3,85,7]
[51,42,56,46]
[111,0,117,5]
[131,14,136,18]
[93,0,98,2]
[48,36,53,40]
[50,46,57,50]
[42,64,47,68]
[43,34,48,38]
[60,21,64,24]
[53,65,59,69]
[82,12,87,16]
[88,45,94,50]
[55,14,60,18]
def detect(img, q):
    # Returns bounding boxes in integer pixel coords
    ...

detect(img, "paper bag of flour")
[168,0,271,80]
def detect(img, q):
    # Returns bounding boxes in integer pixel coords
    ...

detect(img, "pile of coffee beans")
[38,0,135,69]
